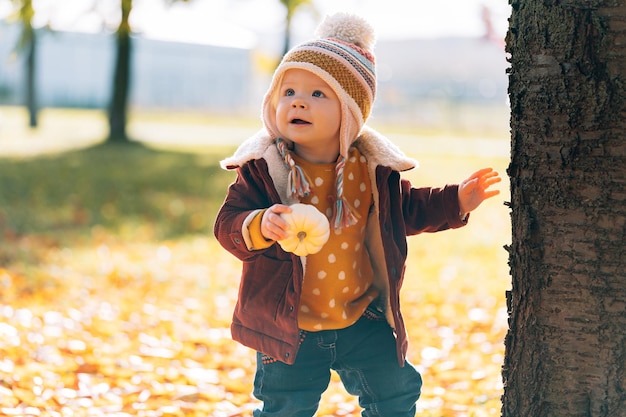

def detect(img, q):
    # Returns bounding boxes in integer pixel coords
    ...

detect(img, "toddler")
[214,12,501,417]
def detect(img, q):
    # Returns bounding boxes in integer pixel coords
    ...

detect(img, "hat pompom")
[315,12,375,52]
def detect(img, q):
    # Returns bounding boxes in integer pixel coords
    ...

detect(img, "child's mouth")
[291,118,311,125]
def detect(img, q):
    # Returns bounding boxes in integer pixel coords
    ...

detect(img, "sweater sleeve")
[247,209,275,250]
[213,160,282,260]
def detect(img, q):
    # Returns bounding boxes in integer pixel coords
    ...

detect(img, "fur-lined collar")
[220,125,418,172]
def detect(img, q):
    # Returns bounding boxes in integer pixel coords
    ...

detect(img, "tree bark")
[503,1,626,416]
[108,0,132,143]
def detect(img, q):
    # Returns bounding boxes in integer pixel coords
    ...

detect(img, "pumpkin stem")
[297,231,307,242]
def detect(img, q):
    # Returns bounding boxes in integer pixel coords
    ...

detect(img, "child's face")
[275,69,341,161]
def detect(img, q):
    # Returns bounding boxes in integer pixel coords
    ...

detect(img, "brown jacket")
[213,127,467,365]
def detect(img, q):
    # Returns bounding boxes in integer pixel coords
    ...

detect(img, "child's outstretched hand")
[261,204,292,241]
[458,168,502,215]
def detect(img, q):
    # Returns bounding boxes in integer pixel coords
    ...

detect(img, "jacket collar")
[220,126,418,173]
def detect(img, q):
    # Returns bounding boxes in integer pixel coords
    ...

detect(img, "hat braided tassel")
[332,157,360,229]
[277,138,312,199]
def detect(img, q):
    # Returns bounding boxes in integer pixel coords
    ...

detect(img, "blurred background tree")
[8,0,39,128]
[108,0,132,142]
[4,0,198,141]
[279,0,317,57]
[109,0,195,143]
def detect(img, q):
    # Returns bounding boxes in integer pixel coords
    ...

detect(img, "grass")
[0,106,511,416]
[0,142,232,237]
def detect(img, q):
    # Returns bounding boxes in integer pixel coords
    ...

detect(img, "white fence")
[0,21,253,113]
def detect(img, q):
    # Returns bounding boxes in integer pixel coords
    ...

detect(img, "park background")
[0,1,512,416]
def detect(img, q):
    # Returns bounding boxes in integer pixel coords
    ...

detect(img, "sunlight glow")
[3,0,510,50]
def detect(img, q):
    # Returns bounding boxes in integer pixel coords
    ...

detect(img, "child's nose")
[291,97,307,109]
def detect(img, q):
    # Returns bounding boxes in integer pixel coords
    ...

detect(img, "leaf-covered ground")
[0,231,509,417]
[0,108,510,416]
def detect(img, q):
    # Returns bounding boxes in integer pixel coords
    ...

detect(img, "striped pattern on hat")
[283,37,376,123]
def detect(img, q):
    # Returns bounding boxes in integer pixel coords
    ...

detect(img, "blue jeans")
[252,309,422,416]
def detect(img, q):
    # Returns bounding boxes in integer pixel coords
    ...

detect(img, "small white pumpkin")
[278,203,330,256]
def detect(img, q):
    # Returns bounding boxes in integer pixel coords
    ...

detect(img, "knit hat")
[262,13,377,229]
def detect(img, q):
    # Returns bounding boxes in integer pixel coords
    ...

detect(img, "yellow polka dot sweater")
[292,148,378,331]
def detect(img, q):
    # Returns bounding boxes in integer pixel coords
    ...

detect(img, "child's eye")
[312,90,325,98]
[285,88,295,96]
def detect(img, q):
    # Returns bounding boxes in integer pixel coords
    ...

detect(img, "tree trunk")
[108,0,132,143]
[503,1,626,416]
[25,28,37,128]
[282,14,292,58]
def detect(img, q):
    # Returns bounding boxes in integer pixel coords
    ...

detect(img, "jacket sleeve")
[401,179,467,236]
[213,160,282,261]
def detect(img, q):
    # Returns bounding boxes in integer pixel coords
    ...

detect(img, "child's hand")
[458,168,502,214]
[261,204,293,241]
